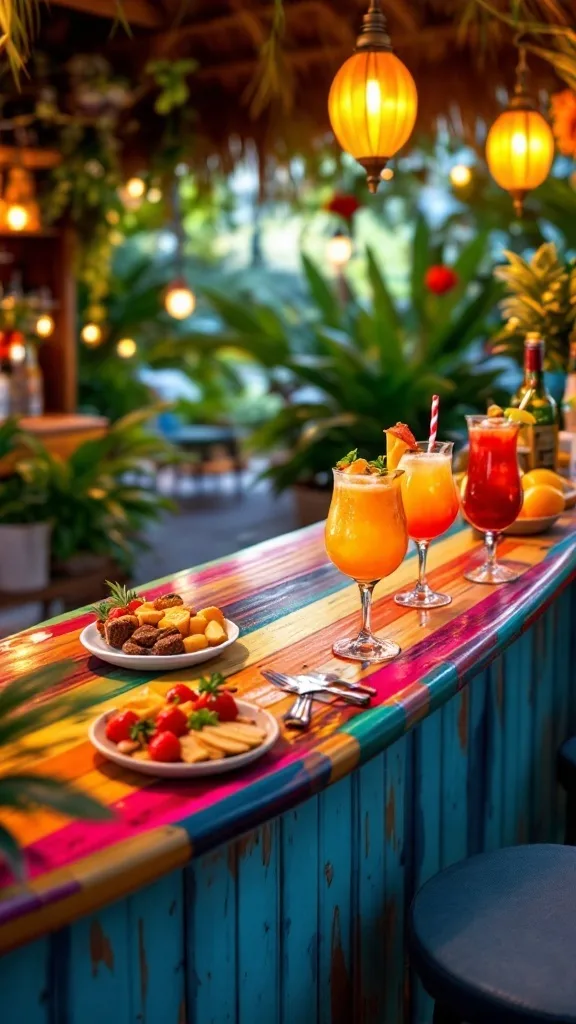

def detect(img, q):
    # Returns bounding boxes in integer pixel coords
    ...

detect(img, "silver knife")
[262,669,370,707]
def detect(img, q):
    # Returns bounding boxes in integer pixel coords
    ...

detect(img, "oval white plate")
[80,618,240,671]
[89,699,279,777]
[503,514,561,536]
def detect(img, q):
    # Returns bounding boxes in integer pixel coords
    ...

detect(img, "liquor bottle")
[563,335,576,434]
[510,332,559,470]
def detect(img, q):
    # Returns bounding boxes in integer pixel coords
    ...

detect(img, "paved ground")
[0,470,300,636]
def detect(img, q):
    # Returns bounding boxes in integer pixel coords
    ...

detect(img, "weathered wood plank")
[187,847,237,1024]
[383,736,407,1024]
[412,711,442,1024]
[532,614,554,842]
[237,824,280,1024]
[2,937,49,1024]
[441,689,469,867]
[318,777,353,1024]
[67,901,132,1023]
[127,872,184,1024]
[484,658,505,852]
[353,754,387,1024]
[513,633,534,846]
[280,800,320,1024]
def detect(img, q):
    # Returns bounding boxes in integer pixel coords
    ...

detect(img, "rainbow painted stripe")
[0,516,574,953]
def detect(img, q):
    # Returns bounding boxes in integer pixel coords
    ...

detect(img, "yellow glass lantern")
[486,49,554,216]
[328,0,417,193]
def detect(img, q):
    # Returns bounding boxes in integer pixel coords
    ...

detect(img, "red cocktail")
[462,415,523,584]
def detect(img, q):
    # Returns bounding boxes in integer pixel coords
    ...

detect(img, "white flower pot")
[0,523,51,592]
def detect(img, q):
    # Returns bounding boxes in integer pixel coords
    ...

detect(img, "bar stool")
[409,845,576,1024]
[557,736,576,844]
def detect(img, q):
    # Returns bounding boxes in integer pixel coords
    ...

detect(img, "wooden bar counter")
[0,515,575,1024]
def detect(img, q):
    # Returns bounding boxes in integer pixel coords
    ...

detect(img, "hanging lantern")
[328,0,417,193]
[164,280,195,320]
[1,166,41,232]
[81,322,103,347]
[486,47,554,216]
[327,231,353,269]
[35,314,55,339]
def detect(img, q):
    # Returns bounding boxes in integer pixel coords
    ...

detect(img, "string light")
[116,337,137,359]
[450,164,472,188]
[35,314,55,338]
[125,177,146,199]
[147,187,162,203]
[81,322,103,347]
[9,340,26,363]
[328,0,417,192]
[164,281,196,320]
[6,204,29,231]
[327,232,353,269]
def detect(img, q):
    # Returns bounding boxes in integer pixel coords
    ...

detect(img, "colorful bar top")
[0,515,575,953]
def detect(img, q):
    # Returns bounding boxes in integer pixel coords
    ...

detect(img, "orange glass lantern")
[486,48,554,216]
[328,0,417,193]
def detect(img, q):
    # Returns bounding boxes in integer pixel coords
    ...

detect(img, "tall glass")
[394,441,460,608]
[325,468,408,662]
[461,415,523,584]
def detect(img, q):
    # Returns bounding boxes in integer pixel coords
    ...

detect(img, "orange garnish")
[384,422,418,470]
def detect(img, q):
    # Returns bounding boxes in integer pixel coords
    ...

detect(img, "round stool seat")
[409,845,576,1023]
[557,736,576,794]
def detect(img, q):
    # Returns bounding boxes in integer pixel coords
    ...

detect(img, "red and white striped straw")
[428,394,439,451]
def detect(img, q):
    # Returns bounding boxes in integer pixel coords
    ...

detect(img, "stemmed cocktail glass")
[394,441,460,608]
[325,467,408,662]
[461,415,523,584]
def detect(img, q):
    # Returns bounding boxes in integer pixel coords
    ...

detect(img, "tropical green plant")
[491,243,576,371]
[198,219,507,491]
[0,410,177,570]
[0,661,111,880]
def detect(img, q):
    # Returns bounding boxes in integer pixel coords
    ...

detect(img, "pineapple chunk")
[198,606,225,627]
[183,633,209,653]
[205,619,227,647]
[159,609,190,636]
[188,614,208,635]
[136,607,164,626]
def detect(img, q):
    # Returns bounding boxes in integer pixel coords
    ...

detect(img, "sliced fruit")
[504,407,536,425]
[487,404,503,417]
[341,458,370,475]
[520,484,565,518]
[183,633,209,653]
[198,606,225,626]
[384,422,418,470]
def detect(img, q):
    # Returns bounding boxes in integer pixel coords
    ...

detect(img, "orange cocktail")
[325,465,408,663]
[394,442,459,608]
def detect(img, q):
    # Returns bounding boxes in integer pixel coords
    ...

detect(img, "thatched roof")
[15,1,572,171]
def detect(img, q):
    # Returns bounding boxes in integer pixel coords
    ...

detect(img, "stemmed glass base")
[394,584,451,609]
[465,530,522,585]
[333,632,400,664]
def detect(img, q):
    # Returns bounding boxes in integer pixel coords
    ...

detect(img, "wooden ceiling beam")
[46,0,165,29]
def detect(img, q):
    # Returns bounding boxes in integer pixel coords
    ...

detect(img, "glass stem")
[485,530,498,567]
[358,582,375,638]
[416,540,430,593]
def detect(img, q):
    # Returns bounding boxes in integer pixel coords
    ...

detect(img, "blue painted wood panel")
[2,583,574,1024]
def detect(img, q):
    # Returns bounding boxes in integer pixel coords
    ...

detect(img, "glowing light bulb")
[125,177,146,199]
[9,341,26,363]
[81,322,103,347]
[164,283,195,320]
[116,337,137,359]
[450,164,472,187]
[6,204,29,231]
[327,232,353,269]
[147,187,162,203]
[35,314,55,338]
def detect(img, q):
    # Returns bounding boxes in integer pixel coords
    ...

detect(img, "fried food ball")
[153,593,184,610]
[151,633,185,656]
[122,640,150,656]
[131,625,160,649]
[105,615,138,649]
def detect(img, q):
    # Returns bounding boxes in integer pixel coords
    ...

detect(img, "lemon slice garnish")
[504,407,536,425]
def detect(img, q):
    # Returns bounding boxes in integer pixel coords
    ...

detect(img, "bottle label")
[529,424,558,470]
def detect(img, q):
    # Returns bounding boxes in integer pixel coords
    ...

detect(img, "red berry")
[105,709,139,744]
[108,606,129,620]
[166,683,197,705]
[149,731,181,762]
[128,598,144,613]
[155,706,188,737]
[424,265,459,296]
[196,691,238,722]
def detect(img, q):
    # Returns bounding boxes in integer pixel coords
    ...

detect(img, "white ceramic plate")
[503,514,561,535]
[89,699,279,777]
[563,487,576,510]
[79,618,240,670]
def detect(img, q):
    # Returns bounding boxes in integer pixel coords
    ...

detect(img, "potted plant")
[198,218,506,524]
[0,419,52,591]
[491,243,576,400]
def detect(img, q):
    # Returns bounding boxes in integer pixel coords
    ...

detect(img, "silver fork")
[263,669,369,730]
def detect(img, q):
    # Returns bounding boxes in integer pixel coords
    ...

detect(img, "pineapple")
[491,243,576,371]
